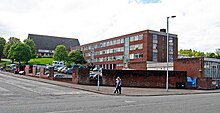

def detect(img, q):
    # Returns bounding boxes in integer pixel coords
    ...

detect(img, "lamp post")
[166,16,176,92]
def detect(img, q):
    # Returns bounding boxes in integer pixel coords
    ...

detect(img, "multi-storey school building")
[81,29,178,70]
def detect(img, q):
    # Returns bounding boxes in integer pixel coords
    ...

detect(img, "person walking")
[117,77,122,94]
[114,76,122,94]
[114,78,119,94]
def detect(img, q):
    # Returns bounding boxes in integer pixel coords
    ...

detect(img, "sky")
[0,0,220,52]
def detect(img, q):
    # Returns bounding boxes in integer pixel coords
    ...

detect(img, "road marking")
[46,109,83,113]
[125,100,136,103]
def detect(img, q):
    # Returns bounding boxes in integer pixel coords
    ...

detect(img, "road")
[0,73,220,113]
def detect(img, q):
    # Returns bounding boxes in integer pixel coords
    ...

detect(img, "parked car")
[89,67,102,80]
[57,66,66,73]
[61,67,68,73]
[54,74,64,78]
[63,68,72,75]
[52,61,66,67]
[89,73,96,80]
[8,64,17,70]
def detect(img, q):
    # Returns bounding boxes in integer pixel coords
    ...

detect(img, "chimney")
[160,29,166,32]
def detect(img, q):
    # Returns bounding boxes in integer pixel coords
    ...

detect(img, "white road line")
[46,109,83,113]
[125,100,136,103]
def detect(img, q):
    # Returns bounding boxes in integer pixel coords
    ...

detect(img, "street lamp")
[166,15,176,92]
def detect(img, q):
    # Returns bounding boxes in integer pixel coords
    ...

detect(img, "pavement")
[1,71,220,96]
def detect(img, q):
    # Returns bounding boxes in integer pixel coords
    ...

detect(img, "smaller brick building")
[174,57,220,86]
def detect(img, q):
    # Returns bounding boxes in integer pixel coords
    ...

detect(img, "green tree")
[179,49,205,57]
[8,43,31,65]
[205,52,216,58]
[68,50,87,65]
[24,39,36,58]
[0,37,6,61]
[53,45,68,61]
[215,48,220,58]
[3,37,20,58]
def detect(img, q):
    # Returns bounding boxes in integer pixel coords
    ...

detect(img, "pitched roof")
[28,34,80,51]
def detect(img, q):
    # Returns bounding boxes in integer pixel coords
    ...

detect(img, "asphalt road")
[1,73,220,113]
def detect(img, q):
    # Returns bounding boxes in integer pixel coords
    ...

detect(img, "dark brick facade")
[174,57,204,78]
[73,68,186,88]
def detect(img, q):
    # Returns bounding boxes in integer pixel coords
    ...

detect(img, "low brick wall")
[75,68,98,85]
[102,70,186,88]
[75,68,187,88]
[197,77,216,89]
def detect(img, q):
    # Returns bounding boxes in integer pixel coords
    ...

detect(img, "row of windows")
[130,53,144,59]
[93,55,124,62]
[87,52,144,63]
[130,44,143,50]
[129,34,143,42]
[153,34,158,61]
[94,47,124,55]
[84,43,143,57]
[82,34,144,51]
[82,38,124,51]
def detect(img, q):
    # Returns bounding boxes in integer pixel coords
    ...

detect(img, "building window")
[103,42,106,47]
[134,35,139,41]
[153,43,157,49]
[107,41,109,46]
[169,55,173,62]
[162,36,165,41]
[129,34,143,42]
[121,38,124,43]
[153,52,157,61]
[117,39,120,44]
[169,37,173,43]
[110,41,113,46]
[130,36,134,42]
[113,40,117,45]
[130,53,143,59]
[130,44,143,50]
[153,34,158,43]
[138,34,143,40]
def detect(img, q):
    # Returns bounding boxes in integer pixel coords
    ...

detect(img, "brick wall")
[197,77,216,89]
[102,70,186,88]
[174,57,203,78]
[74,68,186,88]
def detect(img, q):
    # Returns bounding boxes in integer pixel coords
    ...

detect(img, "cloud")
[0,0,220,52]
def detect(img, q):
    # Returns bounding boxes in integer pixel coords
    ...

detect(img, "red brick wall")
[102,70,186,88]
[197,77,216,89]
[129,61,146,70]
[72,67,97,85]
[74,68,186,88]
[174,58,204,78]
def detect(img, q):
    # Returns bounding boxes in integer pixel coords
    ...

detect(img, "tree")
[205,52,216,58]
[3,37,20,59]
[0,37,6,61]
[53,45,68,61]
[8,42,31,65]
[215,48,220,58]
[24,39,36,58]
[179,49,205,57]
[68,50,87,65]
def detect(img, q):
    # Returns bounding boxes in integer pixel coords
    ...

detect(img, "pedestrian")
[114,78,119,94]
[117,77,122,94]
[114,76,122,94]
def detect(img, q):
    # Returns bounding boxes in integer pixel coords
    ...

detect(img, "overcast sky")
[0,0,220,52]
